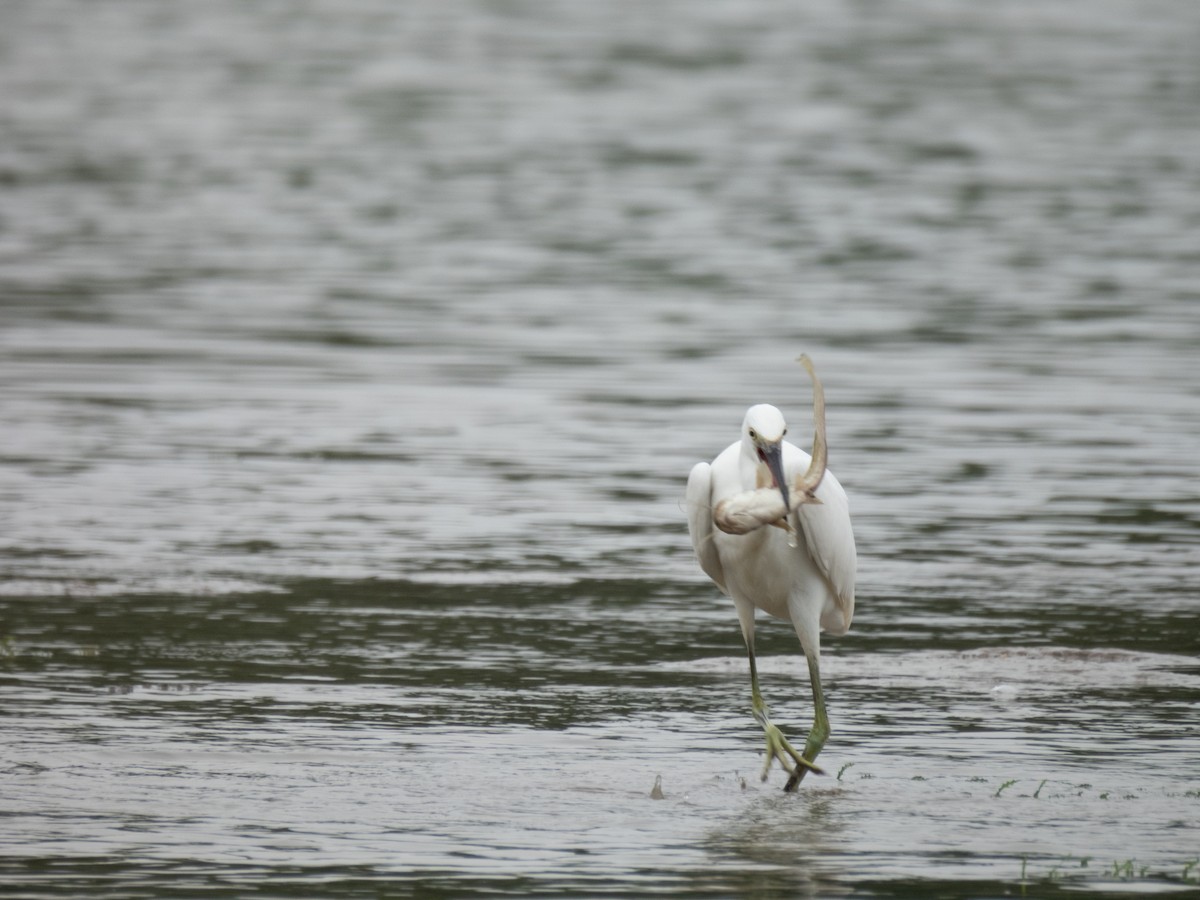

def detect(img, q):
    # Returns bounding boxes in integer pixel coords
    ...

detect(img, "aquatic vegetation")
[994,779,1018,798]
[1019,855,1200,892]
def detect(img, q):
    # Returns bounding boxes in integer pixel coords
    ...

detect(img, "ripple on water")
[2,0,1200,896]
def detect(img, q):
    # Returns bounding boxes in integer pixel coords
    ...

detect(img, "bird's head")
[742,404,790,511]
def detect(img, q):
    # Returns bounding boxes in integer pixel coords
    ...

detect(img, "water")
[2,0,1198,896]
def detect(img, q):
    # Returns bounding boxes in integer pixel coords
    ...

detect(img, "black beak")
[759,443,790,512]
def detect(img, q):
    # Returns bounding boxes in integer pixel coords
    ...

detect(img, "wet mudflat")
[2,0,1199,896]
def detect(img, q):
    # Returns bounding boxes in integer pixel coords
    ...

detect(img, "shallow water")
[2,0,1199,896]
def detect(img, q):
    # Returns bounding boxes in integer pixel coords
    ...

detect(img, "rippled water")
[2,0,1199,896]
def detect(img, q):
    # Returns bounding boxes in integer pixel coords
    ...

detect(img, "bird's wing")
[789,448,857,629]
[686,461,727,593]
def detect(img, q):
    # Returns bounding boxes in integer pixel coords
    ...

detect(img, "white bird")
[686,357,856,790]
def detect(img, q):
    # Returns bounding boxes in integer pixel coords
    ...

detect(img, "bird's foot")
[760,720,823,790]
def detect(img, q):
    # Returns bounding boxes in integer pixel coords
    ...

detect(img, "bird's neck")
[739,444,770,490]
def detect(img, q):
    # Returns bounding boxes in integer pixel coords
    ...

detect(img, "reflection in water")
[2,0,1199,896]
[707,788,847,894]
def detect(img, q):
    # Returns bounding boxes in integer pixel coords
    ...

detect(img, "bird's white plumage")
[687,371,856,790]
[686,462,726,592]
[687,409,856,638]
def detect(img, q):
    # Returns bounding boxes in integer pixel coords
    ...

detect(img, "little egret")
[686,356,856,791]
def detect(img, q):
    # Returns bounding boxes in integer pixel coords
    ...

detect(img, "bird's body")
[687,370,856,790]
[697,434,854,630]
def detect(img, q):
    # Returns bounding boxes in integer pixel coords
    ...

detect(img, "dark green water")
[2,0,1199,896]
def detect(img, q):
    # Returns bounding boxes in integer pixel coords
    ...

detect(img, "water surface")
[2,0,1198,896]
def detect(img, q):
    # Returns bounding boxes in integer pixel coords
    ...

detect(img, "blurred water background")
[2,0,1198,896]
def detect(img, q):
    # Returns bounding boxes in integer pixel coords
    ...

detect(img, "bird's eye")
[783,428,788,436]
[748,429,757,440]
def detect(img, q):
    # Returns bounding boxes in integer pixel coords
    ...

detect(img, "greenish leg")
[782,651,830,792]
[746,643,823,786]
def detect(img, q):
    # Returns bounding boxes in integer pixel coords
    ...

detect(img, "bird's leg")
[747,644,823,785]
[782,650,831,792]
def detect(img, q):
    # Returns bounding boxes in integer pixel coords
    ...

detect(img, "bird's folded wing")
[796,482,857,622]
[686,462,727,592]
